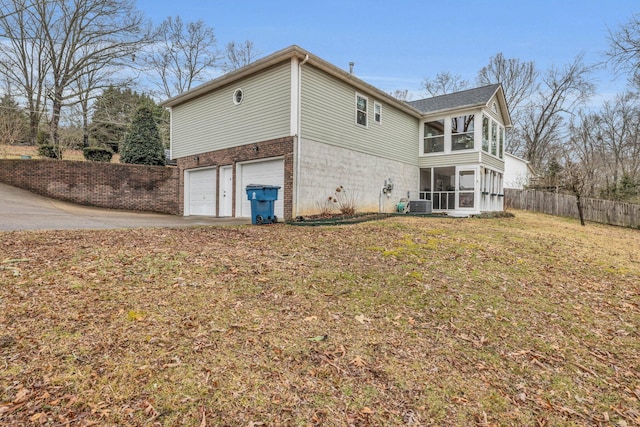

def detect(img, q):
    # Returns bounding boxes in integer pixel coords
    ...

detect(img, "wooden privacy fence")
[505,189,640,229]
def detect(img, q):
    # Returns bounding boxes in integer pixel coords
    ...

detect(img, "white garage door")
[239,158,284,218]
[186,167,216,216]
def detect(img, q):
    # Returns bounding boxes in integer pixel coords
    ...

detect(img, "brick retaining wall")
[0,159,179,214]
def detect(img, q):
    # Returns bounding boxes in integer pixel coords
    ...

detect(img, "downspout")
[167,107,173,161]
[295,54,309,218]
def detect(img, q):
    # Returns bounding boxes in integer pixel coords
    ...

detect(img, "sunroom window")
[482,115,489,152]
[491,122,497,156]
[451,114,474,150]
[499,127,504,159]
[424,120,445,153]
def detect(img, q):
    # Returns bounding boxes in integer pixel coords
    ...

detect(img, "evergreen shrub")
[83,147,113,162]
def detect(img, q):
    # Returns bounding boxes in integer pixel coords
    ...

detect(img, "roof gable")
[161,45,512,127]
[408,84,512,126]
[408,84,500,113]
[161,45,421,117]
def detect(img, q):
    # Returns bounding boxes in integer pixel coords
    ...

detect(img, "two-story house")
[161,45,511,220]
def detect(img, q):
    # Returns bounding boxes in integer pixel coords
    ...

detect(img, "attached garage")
[184,167,216,216]
[238,158,284,219]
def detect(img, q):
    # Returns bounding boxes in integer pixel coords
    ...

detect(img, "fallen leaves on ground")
[1,211,639,425]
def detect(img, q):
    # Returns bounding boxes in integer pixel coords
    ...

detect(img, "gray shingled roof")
[407,84,501,114]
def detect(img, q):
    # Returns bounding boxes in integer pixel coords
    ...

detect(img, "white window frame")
[482,114,490,153]
[451,114,475,151]
[355,93,368,127]
[457,168,477,210]
[374,101,382,124]
[422,119,446,154]
[491,121,498,156]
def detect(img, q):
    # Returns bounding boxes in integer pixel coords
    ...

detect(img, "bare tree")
[73,45,118,149]
[222,40,261,72]
[0,93,29,147]
[562,156,587,226]
[597,91,640,188]
[146,15,219,99]
[606,13,640,87]
[389,89,412,101]
[421,71,469,97]
[477,52,538,114]
[518,54,595,170]
[1,0,150,153]
[567,111,607,197]
[37,0,149,152]
[0,0,50,144]
[477,53,539,156]
[71,45,139,150]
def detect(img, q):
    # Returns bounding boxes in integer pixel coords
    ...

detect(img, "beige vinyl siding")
[487,110,502,124]
[481,152,505,172]
[418,152,480,168]
[484,97,503,124]
[171,63,292,159]
[300,65,419,166]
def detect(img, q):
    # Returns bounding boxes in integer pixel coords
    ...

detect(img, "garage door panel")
[239,159,284,218]
[187,168,216,216]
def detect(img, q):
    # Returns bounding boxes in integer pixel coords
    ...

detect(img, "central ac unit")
[409,200,432,214]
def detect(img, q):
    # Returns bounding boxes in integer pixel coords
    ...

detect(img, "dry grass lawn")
[1,211,639,426]
[0,144,119,162]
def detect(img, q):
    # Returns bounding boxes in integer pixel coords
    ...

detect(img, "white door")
[219,166,233,217]
[238,158,284,218]
[185,167,216,216]
[457,168,476,210]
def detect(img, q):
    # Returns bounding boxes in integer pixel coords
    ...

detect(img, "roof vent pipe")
[349,62,355,75]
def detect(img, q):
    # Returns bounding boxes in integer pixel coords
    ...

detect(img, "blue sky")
[135,0,638,105]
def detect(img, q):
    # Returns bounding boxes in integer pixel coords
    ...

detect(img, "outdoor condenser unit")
[409,200,432,214]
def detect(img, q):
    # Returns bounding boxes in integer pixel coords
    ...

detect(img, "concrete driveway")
[0,182,250,231]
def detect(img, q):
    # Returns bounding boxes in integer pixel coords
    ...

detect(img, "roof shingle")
[407,84,501,114]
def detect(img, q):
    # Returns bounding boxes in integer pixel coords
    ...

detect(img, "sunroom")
[408,84,511,216]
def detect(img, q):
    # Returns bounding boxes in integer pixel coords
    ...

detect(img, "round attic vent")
[233,88,244,105]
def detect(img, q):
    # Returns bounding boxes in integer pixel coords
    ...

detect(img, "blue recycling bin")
[245,184,281,225]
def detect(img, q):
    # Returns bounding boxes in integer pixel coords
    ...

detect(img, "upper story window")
[491,122,497,156]
[374,102,382,124]
[451,114,474,151]
[424,120,445,153]
[482,113,505,158]
[356,93,367,127]
[482,115,490,152]
[423,111,504,157]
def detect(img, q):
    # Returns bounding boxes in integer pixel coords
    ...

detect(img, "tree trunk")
[49,95,63,159]
[576,193,585,226]
[28,113,39,145]
[82,98,89,148]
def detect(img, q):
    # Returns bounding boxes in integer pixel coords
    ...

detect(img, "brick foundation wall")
[0,159,180,214]
[177,137,294,218]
